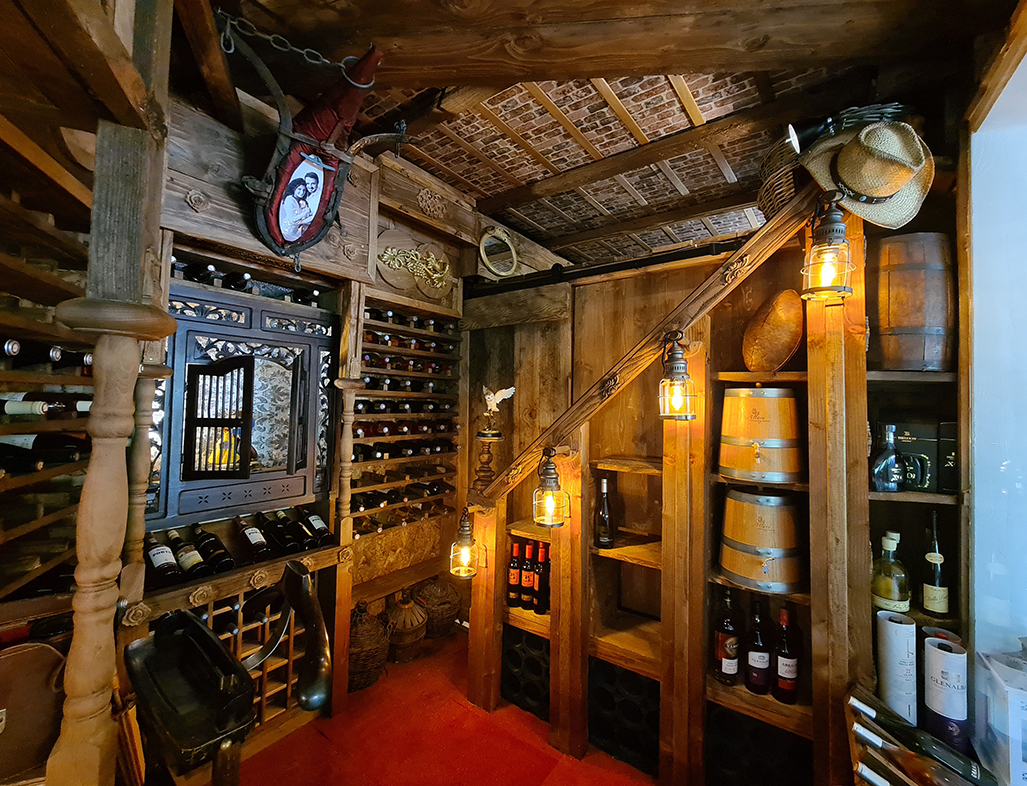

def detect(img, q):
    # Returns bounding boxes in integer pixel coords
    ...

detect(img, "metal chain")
[217,11,360,74]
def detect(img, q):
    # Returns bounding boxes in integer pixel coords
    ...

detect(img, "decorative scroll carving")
[193,336,301,367]
[337,546,353,565]
[722,254,755,284]
[169,299,247,324]
[315,350,331,491]
[263,315,332,337]
[378,246,450,289]
[599,374,620,401]
[185,189,210,213]
[416,188,446,219]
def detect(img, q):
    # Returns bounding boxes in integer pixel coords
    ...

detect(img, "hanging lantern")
[449,507,478,578]
[659,331,696,421]
[801,193,854,301]
[533,447,569,528]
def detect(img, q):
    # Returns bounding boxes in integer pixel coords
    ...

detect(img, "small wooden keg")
[719,489,804,593]
[867,232,955,371]
[718,387,804,484]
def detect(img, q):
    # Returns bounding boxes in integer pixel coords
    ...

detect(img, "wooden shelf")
[351,492,452,519]
[351,556,447,605]
[0,459,88,494]
[361,342,460,363]
[0,370,94,387]
[352,451,458,469]
[590,612,661,681]
[0,547,75,601]
[592,532,662,570]
[906,608,962,632]
[352,433,457,445]
[507,519,553,543]
[868,491,959,505]
[353,412,454,422]
[708,568,811,606]
[0,311,90,348]
[866,371,956,384]
[716,372,808,383]
[504,605,550,639]
[362,318,462,343]
[0,194,89,267]
[712,473,810,493]
[705,677,813,740]
[0,591,73,625]
[0,502,79,546]
[591,455,663,476]
[0,419,89,436]
[358,389,459,400]
[354,511,454,541]
[360,366,458,382]
[0,252,85,306]
[352,469,456,494]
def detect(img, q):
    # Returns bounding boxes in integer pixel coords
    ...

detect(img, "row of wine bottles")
[172,260,321,306]
[351,464,451,489]
[355,399,454,416]
[354,500,454,538]
[0,433,90,473]
[711,588,803,704]
[0,339,92,371]
[0,392,91,421]
[506,539,551,615]
[352,480,455,511]
[360,374,455,395]
[871,512,951,616]
[362,353,454,376]
[362,330,457,355]
[363,307,458,336]
[354,420,458,438]
[144,507,332,588]
[352,440,454,463]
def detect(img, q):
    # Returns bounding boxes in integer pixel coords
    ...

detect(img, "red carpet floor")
[242,631,657,786]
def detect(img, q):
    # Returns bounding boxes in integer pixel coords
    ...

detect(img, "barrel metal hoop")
[720,435,800,448]
[721,535,801,558]
[724,388,795,398]
[718,466,805,483]
[725,488,795,506]
[876,327,950,336]
[719,566,804,594]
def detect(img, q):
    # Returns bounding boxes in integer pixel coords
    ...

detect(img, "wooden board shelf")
[507,519,553,543]
[0,502,79,546]
[352,433,457,445]
[352,470,456,495]
[361,342,461,363]
[0,370,94,387]
[360,366,458,382]
[906,608,962,632]
[353,412,453,422]
[590,612,661,681]
[0,459,88,494]
[0,419,89,436]
[0,311,90,348]
[352,451,458,470]
[352,512,454,541]
[0,252,85,306]
[591,455,663,476]
[362,318,462,343]
[716,371,808,383]
[705,677,813,740]
[712,473,810,493]
[868,491,959,505]
[358,389,459,401]
[866,370,957,384]
[504,605,550,640]
[351,556,447,605]
[592,532,662,570]
[707,568,811,606]
[0,547,75,601]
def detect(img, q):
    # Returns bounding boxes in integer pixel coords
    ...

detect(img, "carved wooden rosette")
[46,299,176,786]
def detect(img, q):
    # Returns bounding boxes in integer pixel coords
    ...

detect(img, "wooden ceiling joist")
[174,0,244,132]
[477,72,869,214]
[0,250,85,305]
[0,193,89,267]
[436,125,524,186]
[0,113,92,210]
[543,192,759,250]
[668,75,739,186]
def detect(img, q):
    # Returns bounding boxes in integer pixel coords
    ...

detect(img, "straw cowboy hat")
[800,121,934,229]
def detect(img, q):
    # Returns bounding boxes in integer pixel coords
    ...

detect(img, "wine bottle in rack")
[0,443,46,473]
[182,262,216,284]
[297,505,333,546]
[254,511,300,555]
[190,523,236,573]
[242,604,271,627]
[520,541,536,610]
[744,600,772,695]
[0,338,19,358]
[772,607,801,704]
[533,542,550,615]
[233,516,274,563]
[166,529,214,578]
[145,533,184,586]
[274,509,317,550]
[384,488,410,505]
[507,541,522,607]
[713,587,741,685]
[51,350,92,371]
[221,271,251,291]
[8,343,62,369]
[852,722,972,786]
[214,617,241,638]
[1,393,90,419]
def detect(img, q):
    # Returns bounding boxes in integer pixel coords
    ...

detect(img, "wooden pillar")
[467,498,507,710]
[807,214,870,785]
[549,427,588,757]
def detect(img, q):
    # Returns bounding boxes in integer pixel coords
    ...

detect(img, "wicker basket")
[416,577,460,638]
[348,600,390,692]
[386,588,427,663]
[757,139,800,221]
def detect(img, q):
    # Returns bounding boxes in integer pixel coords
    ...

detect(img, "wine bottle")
[51,350,92,370]
[8,342,61,369]
[0,338,20,358]
[221,271,251,291]
[145,532,184,586]
[872,535,910,612]
[871,424,905,492]
[297,505,333,546]
[385,488,410,505]
[353,421,375,439]
[190,523,236,573]
[253,511,300,555]
[233,516,274,563]
[847,694,998,786]
[0,443,45,473]
[520,541,536,610]
[922,511,949,615]
[183,262,216,284]
[772,607,801,704]
[744,600,772,695]
[166,529,214,577]
[713,587,741,686]
[214,617,241,638]
[594,477,614,548]
[533,542,550,615]
[0,393,83,419]
[507,541,522,607]
[273,509,316,550]
[855,762,891,786]
[852,721,975,786]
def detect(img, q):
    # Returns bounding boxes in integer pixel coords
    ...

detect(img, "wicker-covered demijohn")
[416,576,460,639]
[348,600,390,692]
[386,588,427,663]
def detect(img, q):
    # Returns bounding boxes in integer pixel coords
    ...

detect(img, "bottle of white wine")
[922,511,949,615]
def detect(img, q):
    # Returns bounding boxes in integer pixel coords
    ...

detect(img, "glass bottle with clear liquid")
[871,424,905,492]
[872,535,910,612]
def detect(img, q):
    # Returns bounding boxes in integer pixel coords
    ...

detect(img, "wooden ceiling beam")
[668,75,739,186]
[967,0,1027,131]
[478,71,870,213]
[543,192,759,250]
[174,0,244,132]
[0,193,90,267]
[18,0,153,130]
[436,125,523,186]
[0,113,92,209]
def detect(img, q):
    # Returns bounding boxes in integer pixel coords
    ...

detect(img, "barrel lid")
[724,387,795,398]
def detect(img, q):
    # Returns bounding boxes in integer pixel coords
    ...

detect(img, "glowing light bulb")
[545,493,555,517]
[671,385,684,411]
[819,261,837,287]
[459,546,471,565]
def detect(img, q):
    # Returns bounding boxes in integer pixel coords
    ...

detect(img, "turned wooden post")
[46,300,176,786]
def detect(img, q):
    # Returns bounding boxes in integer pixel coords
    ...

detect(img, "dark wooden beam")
[478,73,870,213]
[0,113,92,209]
[174,0,244,132]
[0,193,90,267]
[0,251,85,305]
[543,192,758,250]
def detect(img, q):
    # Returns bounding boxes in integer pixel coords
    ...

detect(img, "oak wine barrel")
[719,489,804,593]
[718,387,804,484]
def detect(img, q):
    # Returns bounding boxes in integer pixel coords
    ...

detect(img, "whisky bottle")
[871,424,905,492]
[871,535,910,612]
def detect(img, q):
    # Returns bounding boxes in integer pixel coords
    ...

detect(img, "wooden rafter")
[174,0,244,132]
[477,72,869,213]
[668,75,739,185]
[0,113,92,209]
[0,193,89,266]
[436,125,524,186]
[543,192,758,250]
[967,0,1027,131]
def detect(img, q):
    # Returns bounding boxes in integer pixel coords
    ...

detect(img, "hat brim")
[800,125,934,230]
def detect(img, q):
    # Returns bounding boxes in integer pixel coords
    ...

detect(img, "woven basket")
[416,577,460,639]
[757,139,800,220]
[386,588,427,663]
[348,600,390,692]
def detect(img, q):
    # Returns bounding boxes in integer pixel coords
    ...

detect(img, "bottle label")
[923,584,950,614]
[925,552,944,565]
[714,632,739,663]
[521,569,533,587]
[508,568,519,587]
[0,435,34,449]
[176,546,204,570]
[721,657,738,675]
[534,573,540,591]
[777,656,799,681]
[748,651,770,669]
[746,652,770,687]
[148,545,176,568]
[243,526,267,546]
[871,594,910,612]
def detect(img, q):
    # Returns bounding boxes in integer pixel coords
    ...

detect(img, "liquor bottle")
[533,542,550,615]
[712,587,741,686]
[594,477,614,548]
[507,541,522,606]
[145,533,184,586]
[253,511,300,555]
[744,599,772,695]
[221,271,251,291]
[922,511,949,615]
[852,722,976,786]
[297,505,333,546]
[772,607,801,704]
[871,424,905,492]
[233,516,274,563]
[166,529,214,577]
[847,693,998,786]
[520,541,536,610]
[871,535,910,612]
[190,523,236,573]
[274,509,316,550]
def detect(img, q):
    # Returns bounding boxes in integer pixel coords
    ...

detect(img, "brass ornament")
[378,246,451,289]
[722,254,754,284]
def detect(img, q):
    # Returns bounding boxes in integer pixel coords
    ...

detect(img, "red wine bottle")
[190,523,236,573]
[520,541,536,610]
[233,516,274,563]
[744,600,772,695]
[533,542,550,615]
[507,541,522,607]
[145,533,184,587]
[713,587,741,685]
[772,607,801,704]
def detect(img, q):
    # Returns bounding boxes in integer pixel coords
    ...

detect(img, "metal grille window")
[182,356,254,480]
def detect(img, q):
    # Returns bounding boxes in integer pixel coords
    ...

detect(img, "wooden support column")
[549,427,588,757]
[467,498,507,710]
[806,214,870,785]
